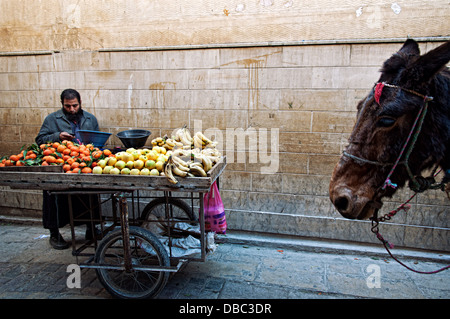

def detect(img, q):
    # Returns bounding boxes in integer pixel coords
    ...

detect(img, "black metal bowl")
[116,129,151,149]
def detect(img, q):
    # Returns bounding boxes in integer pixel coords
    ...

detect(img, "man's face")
[63,98,81,115]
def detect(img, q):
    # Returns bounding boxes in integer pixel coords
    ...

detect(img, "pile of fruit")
[0,140,112,174]
[0,127,222,184]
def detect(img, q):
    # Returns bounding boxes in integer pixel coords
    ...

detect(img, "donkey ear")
[402,40,450,84]
[398,39,421,56]
[379,39,420,81]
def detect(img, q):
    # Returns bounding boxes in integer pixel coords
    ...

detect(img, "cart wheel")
[140,197,195,222]
[95,226,169,299]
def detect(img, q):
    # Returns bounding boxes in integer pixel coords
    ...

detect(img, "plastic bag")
[203,181,227,234]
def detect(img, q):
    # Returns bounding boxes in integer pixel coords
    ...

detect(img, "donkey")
[329,39,450,220]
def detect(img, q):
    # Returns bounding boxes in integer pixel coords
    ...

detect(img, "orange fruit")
[79,162,87,168]
[81,167,92,174]
[57,144,67,153]
[9,155,20,162]
[55,158,64,164]
[71,162,80,169]
[26,153,37,160]
[103,149,112,157]
[66,158,75,165]
[41,161,49,166]
[92,151,102,159]
[72,167,80,173]
[63,148,71,155]
[70,151,79,157]
[63,164,71,171]
[43,149,53,156]
[16,160,25,166]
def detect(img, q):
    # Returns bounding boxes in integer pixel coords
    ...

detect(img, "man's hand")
[59,132,75,141]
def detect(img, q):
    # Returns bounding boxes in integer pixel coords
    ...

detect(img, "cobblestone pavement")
[0,222,449,301]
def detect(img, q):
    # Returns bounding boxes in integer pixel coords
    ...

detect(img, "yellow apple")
[130,168,140,175]
[150,169,160,176]
[147,150,158,161]
[126,148,136,154]
[97,159,108,168]
[155,161,165,172]
[126,161,134,169]
[121,167,131,175]
[115,152,124,161]
[103,166,113,174]
[115,160,126,170]
[107,157,117,167]
[122,152,134,163]
[133,159,144,169]
[109,167,120,175]
[157,155,166,163]
[131,150,140,160]
[92,166,103,174]
[140,168,150,175]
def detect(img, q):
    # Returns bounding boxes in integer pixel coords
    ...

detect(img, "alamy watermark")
[366,264,381,288]
[187,120,280,174]
[66,264,81,289]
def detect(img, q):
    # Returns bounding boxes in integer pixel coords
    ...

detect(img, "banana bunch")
[164,150,220,184]
[151,137,165,147]
[162,137,183,151]
[174,126,193,148]
[193,131,218,150]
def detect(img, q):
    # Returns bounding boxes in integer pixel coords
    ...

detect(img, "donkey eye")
[377,117,396,127]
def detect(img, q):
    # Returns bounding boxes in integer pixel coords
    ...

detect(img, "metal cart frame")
[0,157,226,298]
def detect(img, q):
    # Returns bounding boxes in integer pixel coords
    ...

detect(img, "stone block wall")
[1,41,449,251]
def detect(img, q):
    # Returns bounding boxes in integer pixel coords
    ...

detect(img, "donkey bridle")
[343,82,434,199]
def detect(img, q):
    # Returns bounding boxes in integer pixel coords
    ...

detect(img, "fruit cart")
[0,156,226,299]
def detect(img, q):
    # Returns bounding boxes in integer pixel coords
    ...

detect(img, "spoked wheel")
[140,197,196,223]
[94,226,170,299]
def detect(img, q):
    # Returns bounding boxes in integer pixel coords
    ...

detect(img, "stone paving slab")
[0,223,449,302]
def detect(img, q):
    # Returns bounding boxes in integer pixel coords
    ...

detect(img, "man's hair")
[60,89,81,105]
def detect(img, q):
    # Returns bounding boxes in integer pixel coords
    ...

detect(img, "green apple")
[145,159,156,170]
[115,160,126,170]
[121,167,131,175]
[133,159,144,170]
[150,169,160,176]
[140,168,150,175]
[130,168,140,175]
[92,166,103,174]
[109,167,120,175]
[103,165,113,174]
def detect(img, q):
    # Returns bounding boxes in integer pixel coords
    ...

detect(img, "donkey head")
[329,39,450,220]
